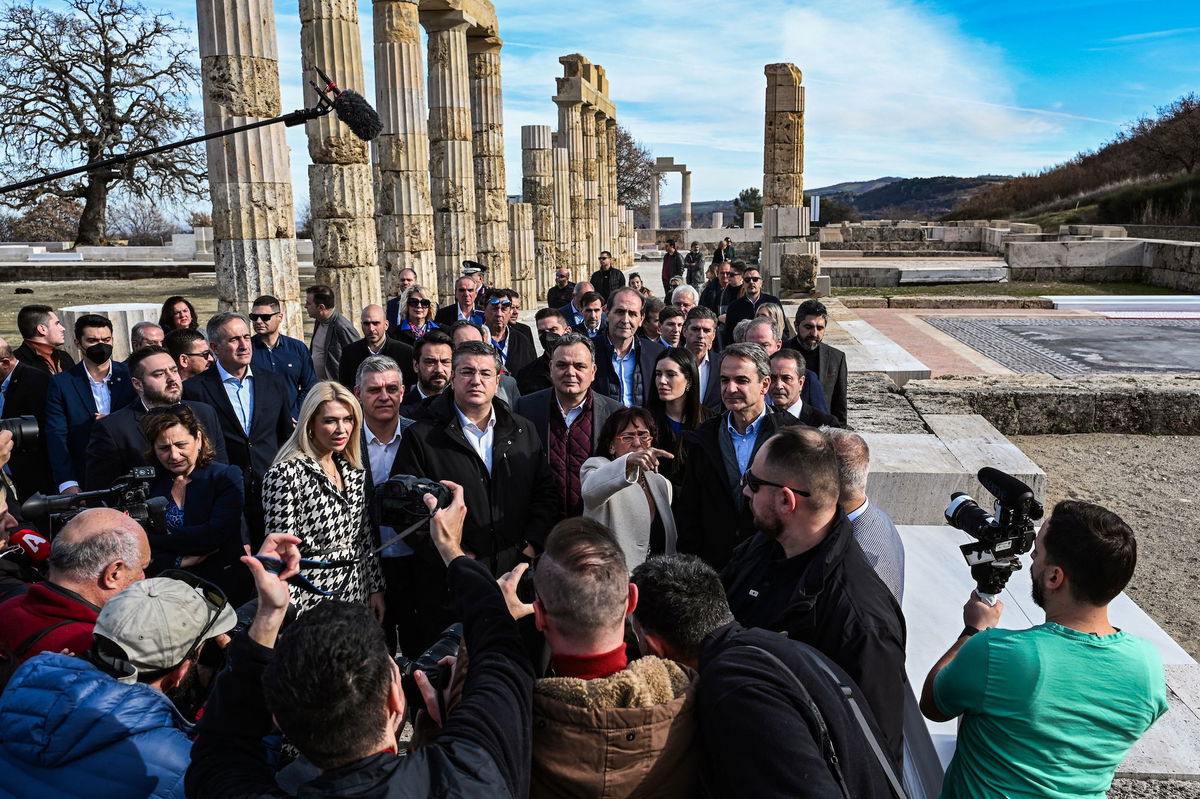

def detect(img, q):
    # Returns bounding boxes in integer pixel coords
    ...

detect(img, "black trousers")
[381,554,425,659]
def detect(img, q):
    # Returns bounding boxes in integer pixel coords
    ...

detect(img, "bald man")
[0,508,150,662]
[338,304,415,391]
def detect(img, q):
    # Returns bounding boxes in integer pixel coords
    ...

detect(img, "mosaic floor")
[924,317,1200,375]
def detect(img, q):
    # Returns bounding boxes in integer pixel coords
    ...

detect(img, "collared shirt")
[783,397,804,419]
[556,392,588,428]
[697,353,712,400]
[726,405,769,474]
[216,361,254,434]
[252,334,317,418]
[609,338,636,407]
[490,330,510,364]
[455,402,496,474]
[366,423,412,557]
[566,302,583,327]
[458,305,484,324]
[846,498,869,523]
[86,368,112,416]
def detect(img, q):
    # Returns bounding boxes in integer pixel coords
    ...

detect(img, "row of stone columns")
[468,37,510,288]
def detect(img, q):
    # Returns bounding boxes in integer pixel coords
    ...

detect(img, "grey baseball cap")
[94,575,237,684]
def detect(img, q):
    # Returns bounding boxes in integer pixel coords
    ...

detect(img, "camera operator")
[0,335,53,499]
[0,508,150,662]
[186,481,536,798]
[0,483,35,600]
[920,500,1168,798]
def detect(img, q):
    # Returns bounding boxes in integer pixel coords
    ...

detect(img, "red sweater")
[0,582,100,661]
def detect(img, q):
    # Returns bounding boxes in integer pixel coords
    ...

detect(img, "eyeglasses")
[741,469,810,496]
[248,312,280,322]
[157,569,229,669]
[555,274,570,279]
[487,299,513,309]
[745,276,762,283]
[615,431,653,444]
[407,298,432,308]
[187,350,214,360]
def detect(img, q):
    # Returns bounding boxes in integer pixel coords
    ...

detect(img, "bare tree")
[0,0,206,245]
[107,196,179,245]
[1119,93,1200,175]
[615,124,661,213]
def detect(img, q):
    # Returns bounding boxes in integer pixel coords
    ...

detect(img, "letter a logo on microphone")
[15,529,48,557]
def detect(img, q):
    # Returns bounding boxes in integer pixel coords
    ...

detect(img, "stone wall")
[1142,240,1200,291]
[903,374,1200,435]
[847,372,928,433]
[1124,224,1200,242]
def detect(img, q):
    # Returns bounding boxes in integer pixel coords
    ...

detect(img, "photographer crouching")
[919,500,1168,798]
[186,479,536,798]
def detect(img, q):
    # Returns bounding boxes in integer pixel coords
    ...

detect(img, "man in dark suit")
[546,267,575,309]
[683,307,723,412]
[673,343,801,570]
[338,304,415,390]
[559,280,594,328]
[433,275,483,327]
[516,332,621,517]
[768,350,841,428]
[571,290,606,340]
[383,267,418,328]
[516,309,570,396]
[0,337,52,499]
[482,289,535,376]
[45,314,135,493]
[12,305,74,375]
[723,264,781,335]
[589,250,625,301]
[740,318,828,415]
[183,312,293,547]
[505,290,535,351]
[592,288,664,407]
[786,300,849,426]
[84,346,228,491]
[399,331,453,418]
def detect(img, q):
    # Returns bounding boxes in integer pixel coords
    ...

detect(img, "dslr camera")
[22,466,168,537]
[374,474,451,529]
[945,467,1043,604]
[395,623,462,717]
[0,415,38,451]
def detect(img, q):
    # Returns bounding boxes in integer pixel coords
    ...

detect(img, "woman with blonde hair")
[392,284,439,346]
[755,300,796,340]
[261,380,384,616]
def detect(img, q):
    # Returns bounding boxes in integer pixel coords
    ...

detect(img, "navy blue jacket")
[45,360,135,488]
[148,462,246,594]
[251,334,318,419]
[0,652,192,798]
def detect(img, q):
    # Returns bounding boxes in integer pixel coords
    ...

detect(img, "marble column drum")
[554,98,585,271]
[580,105,599,270]
[508,203,535,301]
[373,0,437,296]
[469,38,511,288]
[551,146,572,272]
[521,125,556,300]
[197,0,301,335]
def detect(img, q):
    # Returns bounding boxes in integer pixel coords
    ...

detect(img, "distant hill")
[806,177,904,196]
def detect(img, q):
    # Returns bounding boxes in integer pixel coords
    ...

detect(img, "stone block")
[860,434,970,525]
[779,253,819,292]
[923,414,1046,503]
[815,275,831,297]
[839,296,888,308]
[1008,222,1040,233]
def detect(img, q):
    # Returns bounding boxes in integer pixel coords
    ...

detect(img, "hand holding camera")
[423,480,466,565]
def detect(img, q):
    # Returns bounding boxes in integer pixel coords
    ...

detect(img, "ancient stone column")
[614,204,628,268]
[508,203,535,301]
[468,36,511,287]
[521,126,555,300]
[680,170,693,230]
[625,207,636,265]
[605,119,619,263]
[594,111,610,260]
[551,146,572,272]
[763,62,805,207]
[579,105,600,270]
[301,0,381,317]
[197,0,301,335]
[649,173,660,230]
[712,212,724,229]
[426,12,476,304]
[554,100,586,271]
[373,0,436,296]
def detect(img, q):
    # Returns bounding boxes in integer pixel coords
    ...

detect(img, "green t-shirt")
[934,622,1168,799]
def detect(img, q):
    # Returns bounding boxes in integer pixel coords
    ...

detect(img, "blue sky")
[156,0,1200,209]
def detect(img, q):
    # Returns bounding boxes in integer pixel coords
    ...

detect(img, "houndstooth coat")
[261,453,384,615]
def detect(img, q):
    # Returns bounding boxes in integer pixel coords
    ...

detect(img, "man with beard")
[85,346,228,490]
[721,425,906,769]
[786,300,848,426]
[546,267,575,309]
[516,309,570,395]
[250,294,319,420]
[921,501,1168,798]
[400,330,454,417]
[0,570,235,794]
[45,315,135,494]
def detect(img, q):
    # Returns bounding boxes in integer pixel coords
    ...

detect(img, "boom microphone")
[312,68,383,142]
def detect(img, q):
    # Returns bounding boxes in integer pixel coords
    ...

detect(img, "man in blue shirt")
[593,288,663,407]
[250,294,317,420]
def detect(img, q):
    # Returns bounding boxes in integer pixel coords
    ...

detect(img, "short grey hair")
[48,527,142,582]
[744,317,780,342]
[355,355,402,387]
[131,321,163,347]
[671,285,699,305]
[452,339,504,374]
[721,342,771,380]
[823,427,870,496]
[732,318,753,343]
[206,312,251,344]
[549,331,595,362]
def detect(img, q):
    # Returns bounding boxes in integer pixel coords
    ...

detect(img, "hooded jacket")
[0,652,192,798]
[531,656,699,799]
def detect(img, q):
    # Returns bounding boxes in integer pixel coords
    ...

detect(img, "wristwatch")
[960,625,983,639]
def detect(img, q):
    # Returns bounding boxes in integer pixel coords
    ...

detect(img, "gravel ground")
[1013,434,1200,799]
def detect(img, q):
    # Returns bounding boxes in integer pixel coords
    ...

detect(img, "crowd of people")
[0,256,1169,798]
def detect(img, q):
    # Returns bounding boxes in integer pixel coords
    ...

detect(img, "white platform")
[1043,295,1200,313]
[839,319,932,385]
[901,524,1200,780]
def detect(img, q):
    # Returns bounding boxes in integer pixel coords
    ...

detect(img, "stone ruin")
[195,0,629,335]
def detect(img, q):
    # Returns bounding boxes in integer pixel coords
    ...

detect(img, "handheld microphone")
[312,68,383,142]
[10,528,50,563]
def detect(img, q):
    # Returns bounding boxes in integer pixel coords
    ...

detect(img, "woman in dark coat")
[142,405,248,602]
[644,347,714,487]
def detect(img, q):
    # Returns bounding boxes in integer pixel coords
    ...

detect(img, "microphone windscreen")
[11,528,50,563]
[333,90,383,141]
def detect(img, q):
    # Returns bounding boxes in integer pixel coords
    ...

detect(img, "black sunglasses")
[158,569,229,668]
[407,298,432,308]
[248,312,280,322]
[740,469,810,496]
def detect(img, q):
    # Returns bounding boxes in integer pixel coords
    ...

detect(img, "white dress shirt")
[366,422,411,557]
[455,403,496,474]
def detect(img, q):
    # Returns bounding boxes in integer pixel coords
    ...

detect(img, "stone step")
[839,319,932,385]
